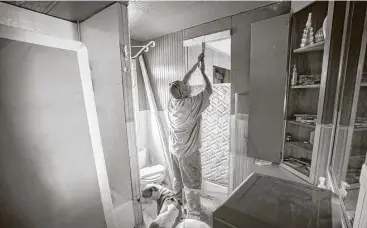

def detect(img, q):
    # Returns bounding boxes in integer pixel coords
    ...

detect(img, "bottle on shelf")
[317,177,327,189]
[340,181,350,200]
[300,13,315,48]
[310,131,315,144]
[291,65,298,86]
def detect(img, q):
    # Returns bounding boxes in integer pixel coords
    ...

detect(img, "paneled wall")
[143,31,186,111]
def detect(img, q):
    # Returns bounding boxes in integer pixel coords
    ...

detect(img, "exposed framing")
[0,24,116,227]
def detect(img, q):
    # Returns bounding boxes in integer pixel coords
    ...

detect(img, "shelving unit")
[287,120,316,128]
[282,1,329,183]
[354,126,367,132]
[286,141,313,151]
[291,84,320,89]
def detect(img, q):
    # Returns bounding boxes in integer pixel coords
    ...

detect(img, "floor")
[140,162,308,228]
[246,160,309,185]
[142,192,224,228]
[111,190,136,228]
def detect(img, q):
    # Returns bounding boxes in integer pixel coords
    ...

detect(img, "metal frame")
[326,2,367,227]
[0,24,116,227]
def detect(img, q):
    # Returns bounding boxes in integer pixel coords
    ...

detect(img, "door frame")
[183,30,232,194]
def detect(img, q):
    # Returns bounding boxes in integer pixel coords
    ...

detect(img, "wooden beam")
[138,55,174,188]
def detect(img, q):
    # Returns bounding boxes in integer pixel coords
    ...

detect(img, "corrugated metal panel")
[144,31,185,111]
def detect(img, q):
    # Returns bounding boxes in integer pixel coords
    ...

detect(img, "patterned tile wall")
[192,84,231,186]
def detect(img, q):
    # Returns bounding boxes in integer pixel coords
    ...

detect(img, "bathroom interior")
[1,1,367,228]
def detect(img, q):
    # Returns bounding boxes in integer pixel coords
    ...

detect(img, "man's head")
[169,80,190,99]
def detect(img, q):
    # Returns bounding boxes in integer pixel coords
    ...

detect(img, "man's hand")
[200,62,205,72]
[183,53,204,83]
[197,53,204,63]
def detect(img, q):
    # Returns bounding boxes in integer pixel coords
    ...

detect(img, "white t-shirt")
[168,90,210,158]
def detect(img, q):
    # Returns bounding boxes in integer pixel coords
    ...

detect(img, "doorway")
[184,30,231,200]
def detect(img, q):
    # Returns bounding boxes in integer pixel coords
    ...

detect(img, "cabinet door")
[248,14,290,162]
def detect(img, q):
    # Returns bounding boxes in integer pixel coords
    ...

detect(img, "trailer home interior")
[1,1,367,228]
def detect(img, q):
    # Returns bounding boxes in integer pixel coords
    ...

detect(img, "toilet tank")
[138,148,147,169]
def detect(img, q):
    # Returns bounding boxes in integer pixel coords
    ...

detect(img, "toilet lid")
[140,164,165,179]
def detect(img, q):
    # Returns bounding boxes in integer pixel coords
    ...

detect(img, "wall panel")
[80,5,136,227]
[144,31,186,111]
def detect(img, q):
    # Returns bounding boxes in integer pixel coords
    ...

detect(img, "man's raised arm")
[182,53,204,84]
[200,60,212,95]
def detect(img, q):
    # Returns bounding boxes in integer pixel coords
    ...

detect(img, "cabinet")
[248,1,367,226]
[248,1,337,184]
[328,2,367,226]
[281,1,330,184]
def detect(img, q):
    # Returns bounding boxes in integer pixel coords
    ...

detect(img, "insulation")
[192,84,231,187]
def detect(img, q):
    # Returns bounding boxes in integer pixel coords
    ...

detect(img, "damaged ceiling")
[5,1,275,42]
[5,1,116,21]
[128,1,274,41]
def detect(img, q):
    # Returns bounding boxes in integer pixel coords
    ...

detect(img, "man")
[168,53,212,219]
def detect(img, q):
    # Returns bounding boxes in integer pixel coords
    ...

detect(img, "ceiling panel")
[6,1,276,42]
[5,1,115,22]
[47,1,114,21]
[7,1,55,13]
[129,1,275,41]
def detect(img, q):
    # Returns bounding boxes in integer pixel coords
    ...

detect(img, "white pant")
[171,151,202,218]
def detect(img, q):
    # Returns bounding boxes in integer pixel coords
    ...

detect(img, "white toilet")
[138,148,166,186]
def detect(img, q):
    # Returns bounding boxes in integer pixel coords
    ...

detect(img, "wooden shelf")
[291,84,320,89]
[347,183,360,190]
[361,82,367,87]
[293,41,325,53]
[286,141,313,151]
[282,161,311,177]
[354,126,367,132]
[280,163,311,182]
[287,120,316,128]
